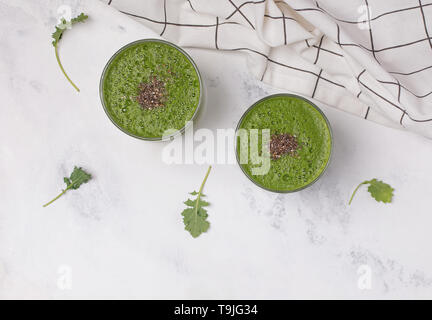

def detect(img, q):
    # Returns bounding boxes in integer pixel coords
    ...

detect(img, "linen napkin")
[103,0,432,138]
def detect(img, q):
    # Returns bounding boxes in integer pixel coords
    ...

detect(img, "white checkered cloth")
[104,0,432,138]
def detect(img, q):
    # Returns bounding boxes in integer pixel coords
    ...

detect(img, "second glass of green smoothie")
[235,94,332,193]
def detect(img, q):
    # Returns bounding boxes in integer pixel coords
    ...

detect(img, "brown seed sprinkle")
[136,76,166,110]
[270,133,300,160]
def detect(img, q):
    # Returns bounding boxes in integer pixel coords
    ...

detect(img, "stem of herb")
[196,165,212,206]
[348,181,368,205]
[43,185,71,207]
[55,45,80,92]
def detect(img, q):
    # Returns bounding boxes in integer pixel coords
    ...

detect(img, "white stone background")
[0,0,432,299]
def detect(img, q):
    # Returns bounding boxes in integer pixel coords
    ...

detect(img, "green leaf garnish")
[43,166,92,207]
[182,166,212,238]
[52,13,88,92]
[349,179,394,205]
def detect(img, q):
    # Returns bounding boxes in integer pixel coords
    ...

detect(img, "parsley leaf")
[51,13,88,92]
[349,179,394,205]
[43,166,92,207]
[182,166,212,238]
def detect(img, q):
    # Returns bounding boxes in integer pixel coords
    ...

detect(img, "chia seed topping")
[136,76,166,110]
[270,133,300,160]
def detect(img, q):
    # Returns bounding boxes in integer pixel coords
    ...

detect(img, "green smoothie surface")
[237,95,332,192]
[102,40,200,138]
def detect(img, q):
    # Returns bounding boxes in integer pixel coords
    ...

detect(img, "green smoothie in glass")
[100,39,202,140]
[236,94,332,193]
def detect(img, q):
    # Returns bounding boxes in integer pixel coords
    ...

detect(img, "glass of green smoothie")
[99,39,203,141]
[235,94,332,193]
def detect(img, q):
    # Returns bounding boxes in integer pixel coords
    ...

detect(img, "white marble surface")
[1,0,432,299]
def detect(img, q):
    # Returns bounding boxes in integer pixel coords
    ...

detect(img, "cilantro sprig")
[52,13,88,92]
[43,166,92,207]
[349,179,394,205]
[182,166,212,238]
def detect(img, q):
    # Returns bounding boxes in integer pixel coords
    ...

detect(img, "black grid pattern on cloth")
[104,0,432,128]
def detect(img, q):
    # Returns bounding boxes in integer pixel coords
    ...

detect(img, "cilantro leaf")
[182,207,210,238]
[182,166,212,238]
[190,191,206,197]
[64,167,91,189]
[349,179,394,205]
[51,13,88,46]
[51,19,67,47]
[367,179,394,203]
[43,166,92,207]
[71,12,88,24]
[51,13,88,91]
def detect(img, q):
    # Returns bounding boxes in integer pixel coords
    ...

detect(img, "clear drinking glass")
[99,39,205,141]
[234,93,333,193]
